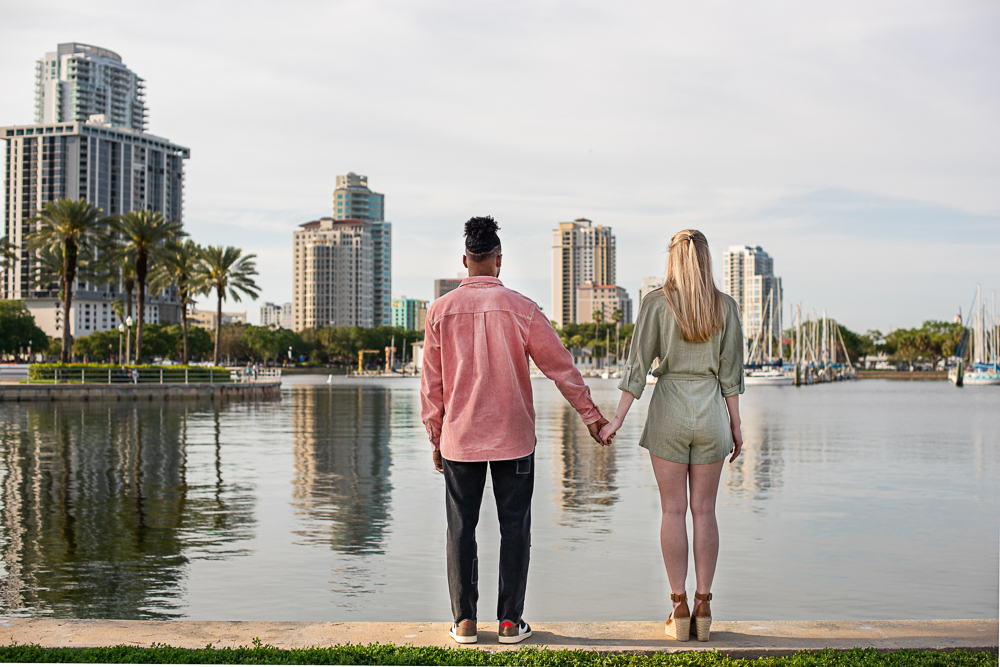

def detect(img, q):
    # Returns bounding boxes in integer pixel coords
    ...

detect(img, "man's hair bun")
[464,216,501,255]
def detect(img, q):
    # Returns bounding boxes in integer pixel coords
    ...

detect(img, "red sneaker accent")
[501,621,516,629]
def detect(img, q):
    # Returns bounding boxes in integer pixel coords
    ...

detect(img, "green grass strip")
[0,642,992,666]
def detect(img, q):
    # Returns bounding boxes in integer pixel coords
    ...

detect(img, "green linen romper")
[618,289,745,465]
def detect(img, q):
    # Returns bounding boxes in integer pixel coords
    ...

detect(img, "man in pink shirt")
[421,216,608,645]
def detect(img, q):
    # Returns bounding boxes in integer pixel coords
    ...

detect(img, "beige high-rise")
[551,218,616,328]
[292,217,373,330]
[722,245,782,361]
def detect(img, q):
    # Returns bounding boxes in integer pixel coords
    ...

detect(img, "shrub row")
[27,363,231,383]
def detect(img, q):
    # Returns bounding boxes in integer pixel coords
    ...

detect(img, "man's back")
[421,276,600,462]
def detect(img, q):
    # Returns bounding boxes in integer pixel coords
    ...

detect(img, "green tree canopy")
[0,300,49,359]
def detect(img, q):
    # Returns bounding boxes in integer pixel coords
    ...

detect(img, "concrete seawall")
[856,371,947,380]
[0,619,994,656]
[0,382,281,403]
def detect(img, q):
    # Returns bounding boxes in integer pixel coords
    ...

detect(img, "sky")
[2,0,998,332]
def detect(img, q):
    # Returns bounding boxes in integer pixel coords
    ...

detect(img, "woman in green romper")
[600,229,744,642]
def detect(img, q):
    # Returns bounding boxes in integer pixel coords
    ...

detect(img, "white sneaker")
[498,619,532,644]
[449,619,477,644]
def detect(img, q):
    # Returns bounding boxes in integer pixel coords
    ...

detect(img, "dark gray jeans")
[443,452,534,624]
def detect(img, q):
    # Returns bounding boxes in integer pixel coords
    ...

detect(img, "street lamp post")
[125,316,133,365]
[118,323,125,364]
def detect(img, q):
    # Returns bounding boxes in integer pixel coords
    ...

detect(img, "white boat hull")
[964,375,1000,385]
[745,374,795,386]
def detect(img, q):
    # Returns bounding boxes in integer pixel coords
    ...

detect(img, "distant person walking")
[600,229,744,642]
[421,216,608,645]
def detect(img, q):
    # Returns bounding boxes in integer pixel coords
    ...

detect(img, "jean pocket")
[516,457,531,475]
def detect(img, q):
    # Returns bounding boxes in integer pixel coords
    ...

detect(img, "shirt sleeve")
[419,314,444,448]
[718,298,745,397]
[526,306,602,425]
[617,295,661,399]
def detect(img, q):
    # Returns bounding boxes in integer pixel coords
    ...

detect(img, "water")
[0,378,996,621]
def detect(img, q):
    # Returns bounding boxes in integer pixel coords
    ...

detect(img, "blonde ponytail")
[663,229,724,343]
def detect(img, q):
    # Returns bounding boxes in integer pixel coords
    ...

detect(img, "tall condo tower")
[292,218,373,330]
[722,245,782,360]
[333,173,391,326]
[550,218,616,328]
[36,43,147,132]
[2,119,189,336]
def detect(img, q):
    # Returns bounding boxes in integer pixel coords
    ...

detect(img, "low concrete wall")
[0,382,281,403]
[857,371,947,380]
[1,618,995,655]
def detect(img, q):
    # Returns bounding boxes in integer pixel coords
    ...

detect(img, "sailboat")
[745,287,795,386]
[949,285,1000,386]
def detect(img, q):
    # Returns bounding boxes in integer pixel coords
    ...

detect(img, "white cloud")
[2,0,997,327]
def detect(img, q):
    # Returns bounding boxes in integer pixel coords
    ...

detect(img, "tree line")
[0,197,259,366]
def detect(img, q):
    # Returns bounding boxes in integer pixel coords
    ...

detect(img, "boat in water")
[949,285,999,386]
[744,367,795,386]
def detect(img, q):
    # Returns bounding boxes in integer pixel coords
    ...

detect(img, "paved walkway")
[1,619,995,656]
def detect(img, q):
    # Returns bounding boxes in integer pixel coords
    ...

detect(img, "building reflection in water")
[290,386,392,554]
[0,402,255,618]
[549,403,618,526]
[725,418,784,507]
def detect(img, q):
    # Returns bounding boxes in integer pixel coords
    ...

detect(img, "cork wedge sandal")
[693,592,712,641]
[664,593,690,641]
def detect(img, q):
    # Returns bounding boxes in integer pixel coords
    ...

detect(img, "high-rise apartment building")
[2,117,189,336]
[576,282,633,326]
[36,43,147,132]
[261,302,292,329]
[722,245,782,359]
[433,277,463,300]
[391,296,427,331]
[550,218,616,328]
[332,173,391,326]
[292,217,373,330]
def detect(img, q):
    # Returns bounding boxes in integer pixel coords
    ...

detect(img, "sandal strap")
[669,593,687,602]
[695,592,712,601]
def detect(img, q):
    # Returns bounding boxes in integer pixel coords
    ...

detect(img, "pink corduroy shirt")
[420,276,603,462]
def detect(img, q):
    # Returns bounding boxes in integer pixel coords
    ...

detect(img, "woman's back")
[620,288,743,400]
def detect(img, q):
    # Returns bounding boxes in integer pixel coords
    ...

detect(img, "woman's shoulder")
[719,292,739,314]
[638,288,671,320]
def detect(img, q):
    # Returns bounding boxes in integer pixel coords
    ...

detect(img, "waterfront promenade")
[0,381,281,402]
[2,618,995,656]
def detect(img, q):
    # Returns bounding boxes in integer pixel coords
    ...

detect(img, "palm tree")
[611,308,624,364]
[110,210,185,362]
[26,198,110,363]
[196,246,260,366]
[150,239,203,364]
[0,235,17,272]
[91,243,136,320]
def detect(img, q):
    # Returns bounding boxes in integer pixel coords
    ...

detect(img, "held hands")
[587,418,611,446]
[597,415,623,446]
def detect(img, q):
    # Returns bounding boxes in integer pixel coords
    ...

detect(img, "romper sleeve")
[617,292,661,399]
[718,297,745,397]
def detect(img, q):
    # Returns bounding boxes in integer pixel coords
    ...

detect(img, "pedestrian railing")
[23,366,245,385]
[0,365,30,382]
[227,368,283,383]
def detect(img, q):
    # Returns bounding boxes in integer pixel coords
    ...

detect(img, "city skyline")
[1,2,997,332]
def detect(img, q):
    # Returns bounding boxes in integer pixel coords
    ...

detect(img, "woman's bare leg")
[649,453,690,615]
[688,459,725,598]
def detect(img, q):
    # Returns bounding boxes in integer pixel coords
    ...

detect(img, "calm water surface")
[0,378,996,621]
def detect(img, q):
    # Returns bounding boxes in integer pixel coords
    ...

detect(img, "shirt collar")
[460,276,503,287]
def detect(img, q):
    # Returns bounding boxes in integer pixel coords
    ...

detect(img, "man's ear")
[462,255,469,268]
[496,254,503,268]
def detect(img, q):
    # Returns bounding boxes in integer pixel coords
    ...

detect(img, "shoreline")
[0,381,281,402]
[0,619,994,656]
